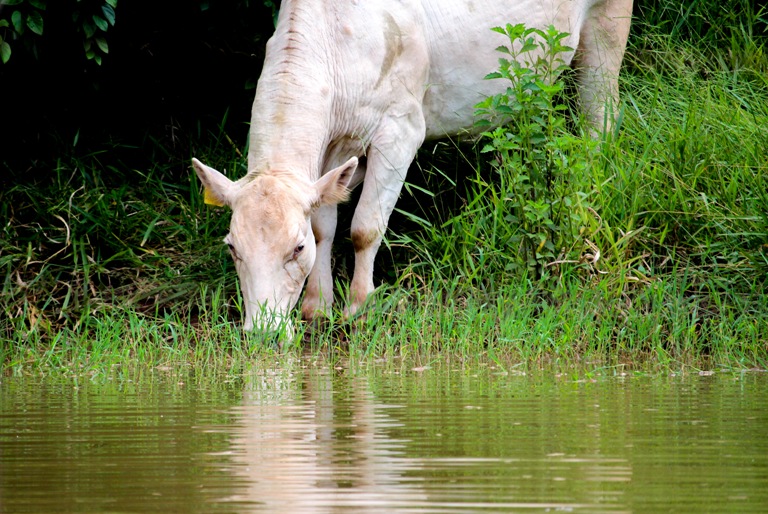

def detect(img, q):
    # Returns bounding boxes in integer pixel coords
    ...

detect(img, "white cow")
[192,0,633,333]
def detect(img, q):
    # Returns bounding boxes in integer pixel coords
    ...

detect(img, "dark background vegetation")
[0,0,277,177]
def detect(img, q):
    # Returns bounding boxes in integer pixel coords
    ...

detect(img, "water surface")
[1,366,766,512]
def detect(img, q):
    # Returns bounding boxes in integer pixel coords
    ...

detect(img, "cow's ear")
[315,157,357,206]
[192,158,234,208]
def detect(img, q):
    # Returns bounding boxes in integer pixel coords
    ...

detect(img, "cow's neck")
[246,0,334,181]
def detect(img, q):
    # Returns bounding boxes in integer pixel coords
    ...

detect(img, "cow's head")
[191,157,357,333]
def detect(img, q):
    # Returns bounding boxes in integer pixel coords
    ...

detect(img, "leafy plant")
[473,23,597,279]
[0,0,117,64]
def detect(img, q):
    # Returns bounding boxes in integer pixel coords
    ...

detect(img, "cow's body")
[193,0,633,332]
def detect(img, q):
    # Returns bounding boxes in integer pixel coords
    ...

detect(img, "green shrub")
[419,24,597,284]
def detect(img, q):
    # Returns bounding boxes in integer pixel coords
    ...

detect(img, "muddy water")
[1,366,766,513]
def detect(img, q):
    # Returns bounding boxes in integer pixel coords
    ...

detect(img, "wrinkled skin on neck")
[191,158,356,333]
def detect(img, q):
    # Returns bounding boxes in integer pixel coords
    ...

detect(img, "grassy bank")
[2,9,767,374]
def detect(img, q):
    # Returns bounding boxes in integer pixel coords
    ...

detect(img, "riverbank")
[2,14,766,374]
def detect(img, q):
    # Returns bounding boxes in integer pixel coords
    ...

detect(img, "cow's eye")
[227,242,238,260]
[292,244,305,260]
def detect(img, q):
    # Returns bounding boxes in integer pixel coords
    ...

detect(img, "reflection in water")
[223,370,427,512]
[217,369,643,513]
[0,368,766,513]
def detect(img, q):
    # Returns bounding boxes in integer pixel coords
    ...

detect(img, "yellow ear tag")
[204,188,224,207]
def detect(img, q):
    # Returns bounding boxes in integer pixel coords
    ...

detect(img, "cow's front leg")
[346,117,425,318]
[302,203,337,321]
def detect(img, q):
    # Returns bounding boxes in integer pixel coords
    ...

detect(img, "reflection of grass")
[2,15,767,374]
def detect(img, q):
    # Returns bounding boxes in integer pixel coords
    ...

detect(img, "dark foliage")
[0,1,277,180]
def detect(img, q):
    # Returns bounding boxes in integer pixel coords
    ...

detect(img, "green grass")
[2,10,767,375]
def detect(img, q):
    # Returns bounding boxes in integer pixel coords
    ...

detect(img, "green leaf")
[506,23,526,40]
[93,15,108,32]
[0,20,8,29]
[2,0,24,5]
[11,11,24,34]
[95,36,108,53]
[102,4,116,26]
[105,0,118,8]
[26,10,44,35]
[474,97,493,109]
[94,54,102,65]
[523,82,541,93]
[1,41,11,64]
[29,0,47,9]
[83,20,95,38]
[520,40,538,54]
